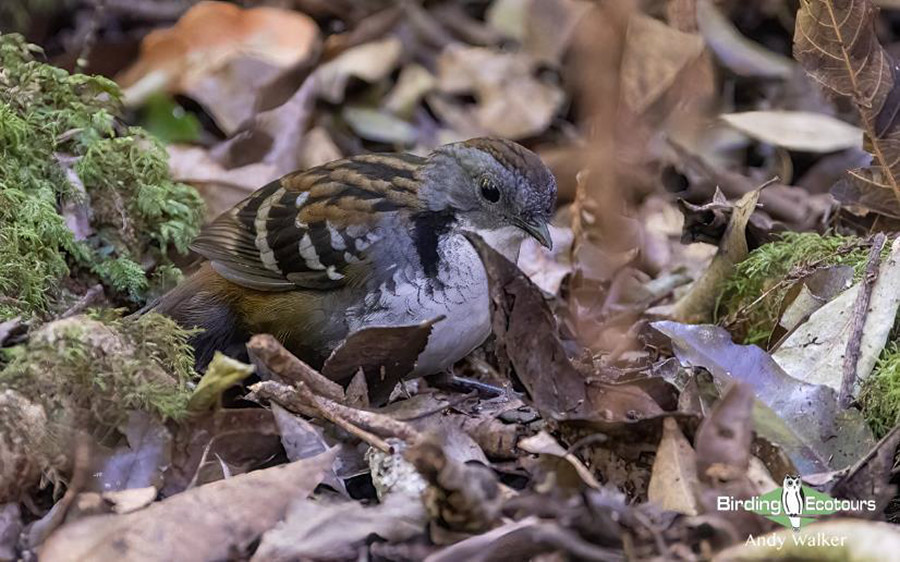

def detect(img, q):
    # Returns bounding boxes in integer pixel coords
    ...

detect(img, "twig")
[61,284,104,318]
[75,0,107,73]
[247,334,345,402]
[840,233,887,408]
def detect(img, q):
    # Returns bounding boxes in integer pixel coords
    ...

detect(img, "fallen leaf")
[768,266,854,348]
[795,0,900,214]
[251,494,426,562]
[672,187,761,323]
[187,352,255,412]
[118,1,320,134]
[695,383,754,485]
[70,487,158,520]
[163,409,283,495]
[90,411,172,492]
[424,516,622,562]
[406,436,501,533]
[470,234,662,423]
[39,449,336,562]
[647,417,700,515]
[0,503,21,562]
[384,64,437,118]
[436,44,565,139]
[773,238,900,393]
[270,403,348,495]
[321,318,439,405]
[167,145,277,220]
[518,430,601,490]
[831,172,900,218]
[692,383,774,536]
[313,37,403,104]
[720,111,862,153]
[620,13,705,114]
[829,424,900,516]
[213,75,317,177]
[653,321,875,473]
[486,0,590,65]
[697,0,794,78]
[341,106,417,145]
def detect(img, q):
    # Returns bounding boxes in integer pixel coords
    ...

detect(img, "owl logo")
[781,475,805,531]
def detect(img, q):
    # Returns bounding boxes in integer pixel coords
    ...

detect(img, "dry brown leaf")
[39,449,336,562]
[795,0,900,211]
[720,111,862,153]
[118,1,320,134]
[768,265,854,348]
[251,494,426,562]
[321,318,438,405]
[486,0,590,64]
[672,187,761,323]
[90,411,171,493]
[470,234,662,423]
[620,13,705,114]
[436,45,565,139]
[698,0,793,78]
[167,145,277,220]
[313,37,403,104]
[647,418,700,515]
[518,431,601,490]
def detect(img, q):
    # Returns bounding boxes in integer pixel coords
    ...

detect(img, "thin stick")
[840,233,887,408]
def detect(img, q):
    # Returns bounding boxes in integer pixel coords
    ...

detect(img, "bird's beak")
[519,220,553,250]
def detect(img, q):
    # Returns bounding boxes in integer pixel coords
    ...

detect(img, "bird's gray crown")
[419,137,557,226]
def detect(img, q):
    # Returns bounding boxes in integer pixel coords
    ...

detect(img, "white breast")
[348,232,491,375]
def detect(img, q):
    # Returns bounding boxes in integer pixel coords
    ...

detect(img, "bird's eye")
[479,177,500,203]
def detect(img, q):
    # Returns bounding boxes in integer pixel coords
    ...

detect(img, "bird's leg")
[423,371,506,398]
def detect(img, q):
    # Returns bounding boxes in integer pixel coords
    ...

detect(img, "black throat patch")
[411,210,456,278]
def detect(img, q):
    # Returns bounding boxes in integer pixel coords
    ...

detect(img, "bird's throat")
[470,225,526,262]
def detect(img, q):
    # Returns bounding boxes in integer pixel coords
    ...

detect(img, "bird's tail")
[788,515,801,532]
[141,263,249,370]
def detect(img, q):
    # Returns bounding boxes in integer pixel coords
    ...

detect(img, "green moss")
[860,342,900,438]
[0,33,204,320]
[0,311,196,428]
[717,232,871,345]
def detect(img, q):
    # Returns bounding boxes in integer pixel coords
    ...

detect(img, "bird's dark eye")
[479,177,500,203]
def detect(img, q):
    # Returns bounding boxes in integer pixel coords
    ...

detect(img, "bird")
[781,475,805,532]
[152,137,557,381]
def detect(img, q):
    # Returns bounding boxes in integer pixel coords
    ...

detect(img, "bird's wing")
[190,153,426,291]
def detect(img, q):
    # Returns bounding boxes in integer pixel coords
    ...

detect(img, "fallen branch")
[247,334,345,402]
[840,233,887,408]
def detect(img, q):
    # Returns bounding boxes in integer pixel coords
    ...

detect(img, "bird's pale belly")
[349,236,492,376]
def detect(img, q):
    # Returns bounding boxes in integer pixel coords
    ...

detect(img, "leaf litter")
[8,0,900,560]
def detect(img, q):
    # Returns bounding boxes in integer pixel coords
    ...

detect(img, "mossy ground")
[717,232,899,436]
[0,33,204,319]
[0,311,196,429]
[716,232,871,345]
[0,33,202,461]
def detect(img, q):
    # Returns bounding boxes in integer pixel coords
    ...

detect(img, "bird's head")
[420,137,557,259]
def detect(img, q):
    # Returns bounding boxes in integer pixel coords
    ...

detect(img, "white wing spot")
[254,187,284,273]
[327,221,346,250]
[298,233,326,270]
